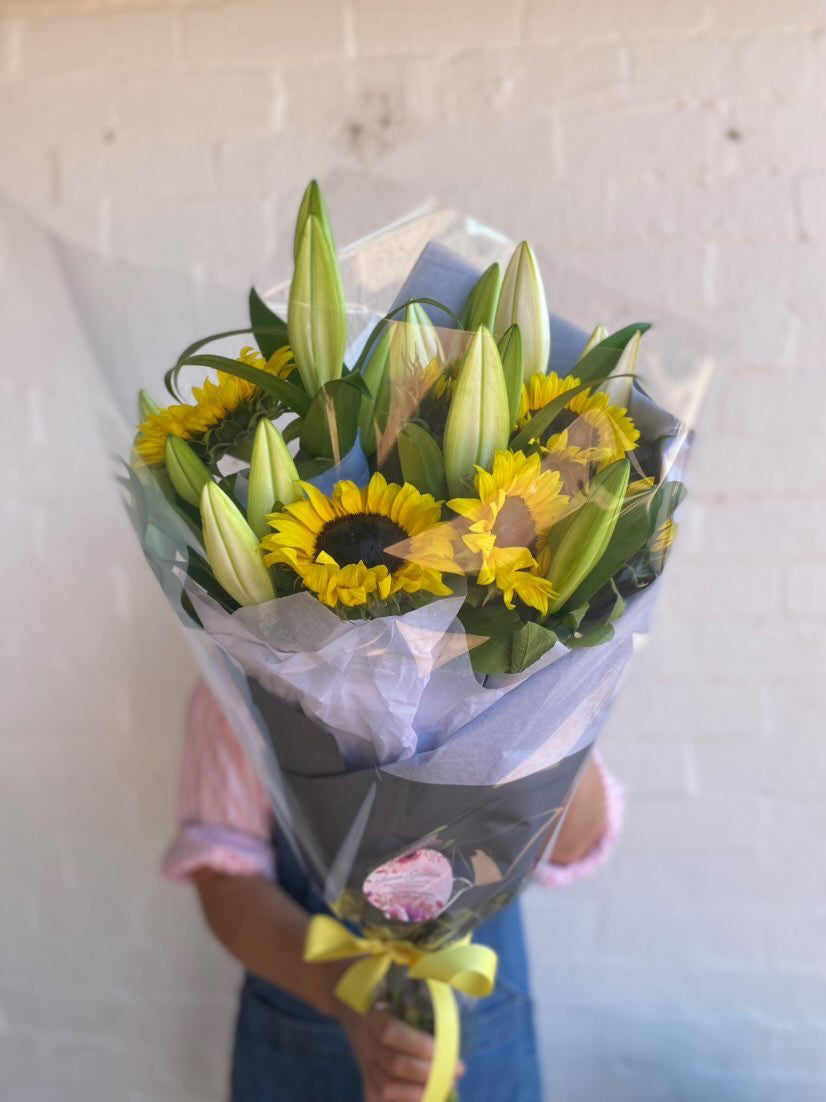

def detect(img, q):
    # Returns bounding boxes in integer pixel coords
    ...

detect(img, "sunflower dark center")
[492,496,537,549]
[316,513,409,570]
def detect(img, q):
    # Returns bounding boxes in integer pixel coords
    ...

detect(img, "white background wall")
[1,2,825,1100]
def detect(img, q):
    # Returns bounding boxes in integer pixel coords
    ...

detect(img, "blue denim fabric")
[230,830,542,1101]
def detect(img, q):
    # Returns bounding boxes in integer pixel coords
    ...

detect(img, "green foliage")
[167,352,310,416]
[566,480,685,608]
[397,423,448,498]
[510,622,558,672]
[299,376,364,460]
[249,289,290,360]
[458,605,520,675]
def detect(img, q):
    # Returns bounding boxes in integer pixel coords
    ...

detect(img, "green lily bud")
[164,435,213,507]
[398,422,448,499]
[293,178,335,260]
[358,325,394,456]
[462,262,501,332]
[443,326,510,497]
[288,212,347,397]
[138,389,161,421]
[577,324,608,363]
[546,460,630,612]
[200,482,275,607]
[497,323,524,427]
[494,241,550,380]
[247,419,300,539]
[390,303,444,375]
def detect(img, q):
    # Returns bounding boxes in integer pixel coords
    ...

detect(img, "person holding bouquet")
[116,181,694,1102]
[163,684,622,1102]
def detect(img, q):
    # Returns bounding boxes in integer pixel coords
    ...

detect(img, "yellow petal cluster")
[447,450,568,616]
[135,345,294,466]
[518,371,640,466]
[261,473,460,610]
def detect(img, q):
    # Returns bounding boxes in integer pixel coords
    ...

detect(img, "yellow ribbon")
[304,914,498,1102]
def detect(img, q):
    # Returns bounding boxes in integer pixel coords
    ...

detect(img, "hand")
[337,1004,465,1102]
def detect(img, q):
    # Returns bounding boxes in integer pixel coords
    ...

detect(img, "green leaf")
[572,323,651,386]
[174,353,311,416]
[569,622,615,648]
[566,480,686,608]
[299,377,362,460]
[281,419,302,444]
[295,455,335,480]
[341,370,372,398]
[249,288,289,360]
[165,323,293,401]
[510,621,559,673]
[185,547,241,614]
[458,606,519,675]
[497,323,524,428]
[606,578,626,622]
[397,423,448,498]
[550,599,590,634]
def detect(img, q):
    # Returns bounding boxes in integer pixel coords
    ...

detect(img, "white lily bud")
[577,324,609,363]
[601,329,640,411]
[200,482,275,607]
[247,419,300,539]
[389,303,444,375]
[288,212,347,397]
[443,326,510,497]
[494,241,551,380]
[293,179,335,260]
[164,435,213,507]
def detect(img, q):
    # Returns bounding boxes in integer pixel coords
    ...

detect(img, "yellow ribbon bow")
[304,914,498,1102]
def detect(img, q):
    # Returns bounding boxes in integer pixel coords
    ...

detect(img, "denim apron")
[231,828,543,1101]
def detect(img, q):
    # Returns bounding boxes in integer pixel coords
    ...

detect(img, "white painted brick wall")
[1,2,824,1099]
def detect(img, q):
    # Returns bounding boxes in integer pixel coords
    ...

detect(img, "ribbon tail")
[422,980,460,1102]
[335,954,392,1016]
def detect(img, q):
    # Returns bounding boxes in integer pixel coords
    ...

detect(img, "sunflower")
[447,450,568,615]
[518,371,640,465]
[135,345,294,466]
[261,473,460,609]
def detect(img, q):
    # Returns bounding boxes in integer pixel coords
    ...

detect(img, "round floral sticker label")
[363,849,453,923]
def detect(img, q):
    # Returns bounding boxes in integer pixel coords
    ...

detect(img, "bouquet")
[105,182,701,1101]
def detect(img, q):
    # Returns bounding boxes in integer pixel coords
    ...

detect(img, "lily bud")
[443,326,510,497]
[494,241,550,380]
[247,419,300,539]
[200,482,275,607]
[288,212,347,397]
[601,329,640,411]
[545,460,630,612]
[497,323,524,428]
[293,179,335,261]
[389,303,443,375]
[164,435,213,507]
[462,262,501,332]
[138,389,161,421]
[577,324,608,363]
[358,324,393,456]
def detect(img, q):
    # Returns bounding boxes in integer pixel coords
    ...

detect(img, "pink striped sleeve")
[533,752,624,889]
[162,682,275,883]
